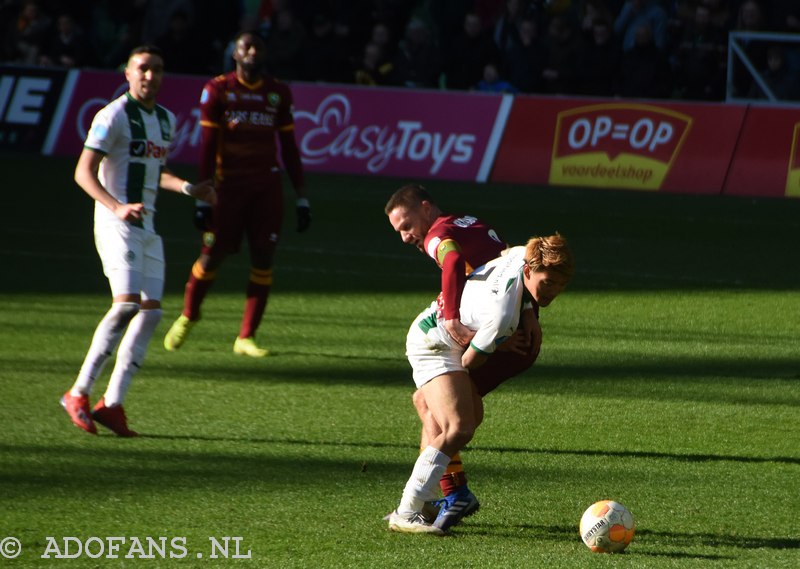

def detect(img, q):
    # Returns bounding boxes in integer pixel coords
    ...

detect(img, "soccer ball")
[579,500,636,553]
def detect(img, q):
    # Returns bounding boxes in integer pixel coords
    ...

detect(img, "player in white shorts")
[60,45,215,437]
[389,234,575,534]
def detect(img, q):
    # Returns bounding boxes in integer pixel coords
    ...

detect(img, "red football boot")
[92,398,139,437]
[60,391,97,434]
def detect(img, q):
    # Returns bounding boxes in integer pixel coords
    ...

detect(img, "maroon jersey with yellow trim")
[424,214,507,320]
[199,72,295,183]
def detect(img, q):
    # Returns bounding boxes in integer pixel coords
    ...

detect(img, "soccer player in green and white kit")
[61,45,215,437]
[388,234,574,534]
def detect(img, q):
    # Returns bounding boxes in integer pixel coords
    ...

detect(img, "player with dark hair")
[164,31,310,357]
[62,45,215,436]
[389,234,575,534]
[385,184,541,520]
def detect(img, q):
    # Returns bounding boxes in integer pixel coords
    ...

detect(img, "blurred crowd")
[2,0,800,102]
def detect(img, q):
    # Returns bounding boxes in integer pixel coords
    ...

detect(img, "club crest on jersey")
[267,92,281,107]
[160,118,171,140]
[203,231,216,248]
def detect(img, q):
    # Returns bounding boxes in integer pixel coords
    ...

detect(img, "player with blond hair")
[388,234,575,534]
[386,184,541,516]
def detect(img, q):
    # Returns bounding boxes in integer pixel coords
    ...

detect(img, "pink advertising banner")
[49,71,505,181]
[49,71,205,163]
[290,84,504,180]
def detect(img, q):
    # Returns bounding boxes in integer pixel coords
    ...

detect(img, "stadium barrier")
[2,65,799,199]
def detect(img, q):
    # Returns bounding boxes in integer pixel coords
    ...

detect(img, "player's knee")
[140,308,163,327]
[412,389,428,413]
[444,420,475,449]
[107,302,141,331]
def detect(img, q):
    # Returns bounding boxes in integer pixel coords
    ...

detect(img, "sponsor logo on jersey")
[129,140,169,158]
[91,124,109,140]
[224,109,275,127]
[130,140,146,156]
[241,92,264,102]
[549,104,691,191]
[453,215,477,228]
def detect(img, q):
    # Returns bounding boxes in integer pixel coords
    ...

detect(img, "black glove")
[194,204,213,231]
[296,199,311,233]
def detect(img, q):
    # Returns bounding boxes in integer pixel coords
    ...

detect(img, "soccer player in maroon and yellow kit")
[164,31,310,357]
[385,183,541,521]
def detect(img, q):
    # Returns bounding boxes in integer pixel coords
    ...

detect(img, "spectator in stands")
[693,0,732,30]
[730,0,768,97]
[767,0,800,32]
[747,44,800,100]
[156,9,209,75]
[264,6,307,80]
[577,17,623,96]
[427,0,471,60]
[353,41,393,86]
[614,0,669,52]
[369,0,416,54]
[493,0,527,58]
[619,22,674,98]
[86,0,145,70]
[765,0,800,79]
[368,20,396,63]
[3,0,52,65]
[193,0,242,76]
[141,0,193,45]
[504,16,546,93]
[672,2,727,100]
[40,12,91,68]
[444,11,500,90]
[390,17,442,88]
[541,15,582,94]
[475,61,519,93]
[576,0,616,41]
[302,12,352,83]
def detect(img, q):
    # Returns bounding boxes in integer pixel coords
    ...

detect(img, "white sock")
[103,308,162,406]
[72,302,140,396]
[397,446,451,515]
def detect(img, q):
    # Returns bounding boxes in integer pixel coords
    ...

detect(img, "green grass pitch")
[1,152,799,568]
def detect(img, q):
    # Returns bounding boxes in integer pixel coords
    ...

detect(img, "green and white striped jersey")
[84,92,175,232]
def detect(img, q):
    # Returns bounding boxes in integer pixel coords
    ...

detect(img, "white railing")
[727,30,800,104]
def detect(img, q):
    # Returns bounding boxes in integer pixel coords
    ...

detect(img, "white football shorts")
[405,308,465,388]
[94,221,165,300]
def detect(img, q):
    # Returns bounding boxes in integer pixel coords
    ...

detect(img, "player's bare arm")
[461,345,489,370]
[520,308,542,357]
[75,147,144,223]
[159,170,217,205]
[438,240,471,346]
[495,328,531,355]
